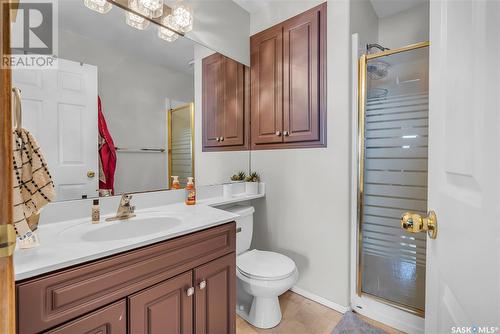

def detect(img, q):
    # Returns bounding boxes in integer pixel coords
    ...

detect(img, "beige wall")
[250,0,352,308]
[350,0,379,54]
[378,2,429,48]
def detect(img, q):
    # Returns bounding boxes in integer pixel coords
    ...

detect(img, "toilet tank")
[223,205,255,255]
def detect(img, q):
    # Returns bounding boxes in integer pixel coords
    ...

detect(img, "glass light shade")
[158,26,179,42]
[158,15,179,42]
[125,0,150,30]
[137,0,163,18]
[84,0,112,14]
[172,0,193,33]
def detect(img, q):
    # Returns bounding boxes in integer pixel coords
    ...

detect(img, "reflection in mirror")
[11,1,199,201]
[168,103,194,188]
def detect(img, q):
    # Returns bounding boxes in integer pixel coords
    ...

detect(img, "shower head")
[367,60,390,80]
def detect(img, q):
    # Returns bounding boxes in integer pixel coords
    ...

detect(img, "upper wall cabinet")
[251,3,327,150]
[202,53,249,151]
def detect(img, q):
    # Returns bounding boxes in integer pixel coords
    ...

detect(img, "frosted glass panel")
[361,46,429,312]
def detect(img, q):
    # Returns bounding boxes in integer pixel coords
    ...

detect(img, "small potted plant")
[245,172,260,195]
[230,171,246,183]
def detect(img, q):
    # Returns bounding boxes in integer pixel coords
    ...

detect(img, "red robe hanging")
[98,97,117,194]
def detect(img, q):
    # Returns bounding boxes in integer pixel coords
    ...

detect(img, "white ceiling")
[233,0,428,18]
[369,0,428,18]
[232,0,270,14]
[57,1,196,75]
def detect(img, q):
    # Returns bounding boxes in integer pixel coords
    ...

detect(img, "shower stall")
[355,42,430,319]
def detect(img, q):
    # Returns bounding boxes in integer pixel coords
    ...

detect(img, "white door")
[12,59,98,201]
[426,0,500,333]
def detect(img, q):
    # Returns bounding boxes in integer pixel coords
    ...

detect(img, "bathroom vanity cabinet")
[202,53,250,151]
[16,223,236,334]
[250,3,327,150]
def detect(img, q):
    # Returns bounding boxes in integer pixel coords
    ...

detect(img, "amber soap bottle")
[185,177,196,205]
[171,176,181,189]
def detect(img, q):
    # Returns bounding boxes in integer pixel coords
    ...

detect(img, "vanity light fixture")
[158,15,180,42]
[125,0,151,30]
[171,0,193,33]
[84,0,112,14]
[136,0,163,18]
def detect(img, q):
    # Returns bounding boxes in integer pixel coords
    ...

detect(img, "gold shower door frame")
[167,103,195,188]
[356,41,430,317]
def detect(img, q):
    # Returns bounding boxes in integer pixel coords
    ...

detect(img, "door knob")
[186,287,195,297]
[283,131,290,137]
[199,280,207,290]
[276,131,282,136]
[87,170,95,178]
[401,210,438,239]
[220,137,224,142]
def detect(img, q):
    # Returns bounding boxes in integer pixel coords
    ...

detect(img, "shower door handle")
[401,211,438,239]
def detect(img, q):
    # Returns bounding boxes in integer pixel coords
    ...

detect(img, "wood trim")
[0,1,15,333]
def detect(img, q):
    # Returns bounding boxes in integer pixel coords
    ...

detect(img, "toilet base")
[248,296,282,329]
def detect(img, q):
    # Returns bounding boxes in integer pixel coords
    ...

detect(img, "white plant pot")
[245,182,259,195]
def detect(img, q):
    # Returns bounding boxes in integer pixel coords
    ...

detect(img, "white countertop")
[13,193,262,281]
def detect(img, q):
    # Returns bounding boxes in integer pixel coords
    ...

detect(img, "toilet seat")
[237,250,296,281]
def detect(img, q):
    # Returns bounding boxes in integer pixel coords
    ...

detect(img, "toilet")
[224,205,298,329]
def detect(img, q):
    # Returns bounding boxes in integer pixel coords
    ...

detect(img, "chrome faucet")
[106,194,136,222]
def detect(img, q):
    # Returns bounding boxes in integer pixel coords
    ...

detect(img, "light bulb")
[137,0,163,18]
[125,0,150,30]
[84,0,112,14]
[158,15,180,42]
[172,0,193,33]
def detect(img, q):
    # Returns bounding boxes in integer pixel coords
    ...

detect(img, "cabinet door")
[129,271,193,334]
[202,53,223,148]
[219,57,245,147]
[46,301,126,334]
[251,25,284,146]
[283,3,326,144]
[194,253,236,334]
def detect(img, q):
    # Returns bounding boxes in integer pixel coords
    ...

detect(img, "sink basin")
[59,213,182,242]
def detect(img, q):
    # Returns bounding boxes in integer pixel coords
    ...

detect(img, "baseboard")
[290,286,351,314]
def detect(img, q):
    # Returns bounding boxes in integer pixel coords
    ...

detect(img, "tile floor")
[236,291,403,334]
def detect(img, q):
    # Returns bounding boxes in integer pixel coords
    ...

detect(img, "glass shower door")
[359,45,429,314]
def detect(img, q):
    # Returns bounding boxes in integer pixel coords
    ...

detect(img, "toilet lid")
[237,250,296,280]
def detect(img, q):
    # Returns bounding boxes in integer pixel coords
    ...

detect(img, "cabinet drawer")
[46,300,126,334]
[17,222,235,334]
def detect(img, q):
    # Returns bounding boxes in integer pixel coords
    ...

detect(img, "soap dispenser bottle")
[171,176,181,189]
[185,177,196,205]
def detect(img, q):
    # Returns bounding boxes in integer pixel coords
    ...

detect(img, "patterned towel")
[12,128,55,248]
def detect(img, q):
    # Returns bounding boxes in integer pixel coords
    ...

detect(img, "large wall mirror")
[10,0,251,202]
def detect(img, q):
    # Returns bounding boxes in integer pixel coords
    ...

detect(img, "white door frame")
[349,33,425,334]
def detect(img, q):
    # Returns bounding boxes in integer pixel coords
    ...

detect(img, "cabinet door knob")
[283,131,290,137]
[276,131,282,136]
[186,287,195,296]
[220,137,224,142]
[216,137,220,142]
[199,280,207,290]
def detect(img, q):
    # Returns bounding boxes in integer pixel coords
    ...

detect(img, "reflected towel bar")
[115,147,165,153]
